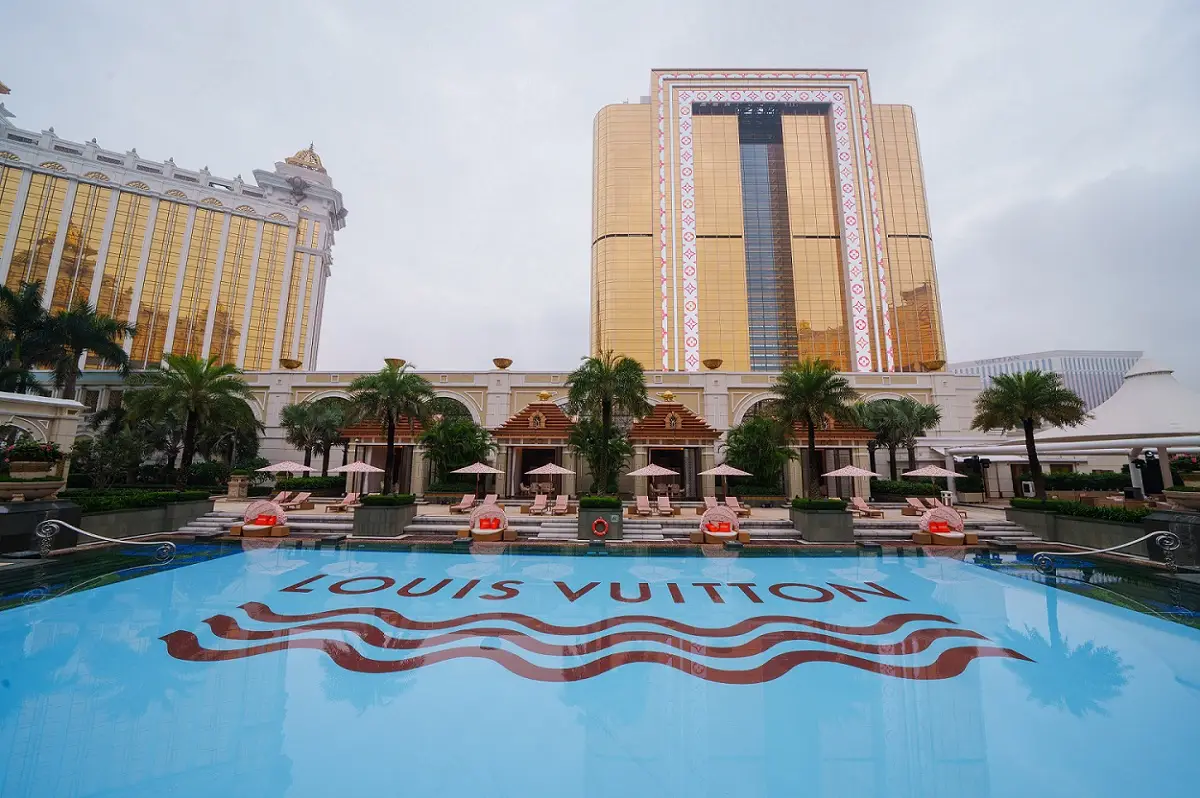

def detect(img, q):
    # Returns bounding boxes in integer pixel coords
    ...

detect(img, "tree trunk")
[228,438,237,467]
[303,448,312,467]
[907,443,917,472]
[1024,418,1045,499]
[342,441,349,467]
[178,409,198,488]
[383,414,396,494]
[887,444,898,480]
[867,442,878,475]
[62,358,79,401]
[601,397,613,493]
[321,446,330,477]
[806,418,820,499]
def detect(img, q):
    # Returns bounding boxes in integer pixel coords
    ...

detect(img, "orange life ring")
[591,517,609,537]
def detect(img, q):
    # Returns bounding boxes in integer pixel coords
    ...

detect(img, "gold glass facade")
[0,167,24,266]
[280,252,308,361]
[208,215,258,364]
[172,208,222,358]
[131,200,189,368]
[591,71,947,373]
[243,222,288,370]
[5,173,69,291]
[50,181,111,309]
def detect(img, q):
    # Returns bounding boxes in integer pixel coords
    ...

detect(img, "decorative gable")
[630,399,719,443]
[492,401,573,442]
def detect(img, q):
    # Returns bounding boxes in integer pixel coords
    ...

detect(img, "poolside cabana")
[339,415,427,494]
[628,393,721,499]
[491,393,577,498]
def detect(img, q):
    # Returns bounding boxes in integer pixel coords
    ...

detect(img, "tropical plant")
[280,402,321,467]
[565,350,651,494]
[721,415,795,494]
[419,417,497,484]
[69,433,145,488]
[845,402,885,476]
[567,417,634,494]
[972,371,1088,499]
[44,301,136,399]
[310,399,349,476]
[771,359,859,498]
[0,280,54,394]
[127,355,254,487]
[347,362,435,494]
[895,396,943,471]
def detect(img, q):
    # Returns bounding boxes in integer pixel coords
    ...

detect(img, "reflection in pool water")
[1,546,1198,797]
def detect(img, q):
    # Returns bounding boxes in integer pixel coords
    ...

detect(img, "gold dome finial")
[537,391,554,401]
[285,143,326,174]
[658,391,676,402]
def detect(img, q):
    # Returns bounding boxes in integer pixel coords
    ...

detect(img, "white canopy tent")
[948,357,1200,491]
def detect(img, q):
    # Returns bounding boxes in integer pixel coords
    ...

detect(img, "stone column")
[851,446,872,499]
[409,446,427,496]
[562,449,577,497]
[495,444,509,497]
[1129,448,1144,494]
[633,446,648,496]
[700,446,717,498]
[1157,446,1173,490]
[786,454,804,499]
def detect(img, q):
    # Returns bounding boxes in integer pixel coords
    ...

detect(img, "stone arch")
[731,392,779,426]
[0,418,47,443]
[431,391,481,424]
[302,388,352,404]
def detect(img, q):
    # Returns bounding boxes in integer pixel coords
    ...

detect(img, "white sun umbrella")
[525,462,575,496]
[330,461,385,495]
[699,463,752,498]
[451,461,505,496]
[626,464,679,477]
[822,464,881,499]
[257,460,314,477]
[902,465,967,479]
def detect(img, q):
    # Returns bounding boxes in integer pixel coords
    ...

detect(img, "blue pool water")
[2,546,1198,797]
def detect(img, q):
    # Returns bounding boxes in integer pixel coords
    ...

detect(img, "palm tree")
[567,418,634,494]
[971,371,1087,499]
[127,355,254,487]
[419,417,497,485]
[565,350,651,494]
[347,362,435,494]
[45,300,136,399]
[896,396,943,471]
[721,415,795,494]
[197,395,264,466]
[771,358,859,497]
[846,402,884,476]
[280,402,321,467]
[311,399,349,476]
[0,280,54,394]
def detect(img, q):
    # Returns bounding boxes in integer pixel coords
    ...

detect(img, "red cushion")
[253,514,277,526]
[929,521,950,533]
[719,522,731,532]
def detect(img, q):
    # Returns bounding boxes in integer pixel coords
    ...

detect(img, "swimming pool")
[2,544,1198,797]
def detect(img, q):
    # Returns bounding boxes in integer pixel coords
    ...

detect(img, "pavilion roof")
[340,415,426,444]
[492,401,574,442]
[630,401,720,442]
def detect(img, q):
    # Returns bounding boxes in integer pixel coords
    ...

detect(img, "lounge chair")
[656,496,675,516]
[902,498,927,516]
[927,496,967,518]
[850,496,884,518]
[704,496,719,510]
[268,491,293,504]
[528,494,549,515]
[325,493,360,513]
[635,495,654,516]
[280,491,313,510]
[551,494,570,515]
[724,497,751,517]
[482,493,498,506]
[449,493,476,514]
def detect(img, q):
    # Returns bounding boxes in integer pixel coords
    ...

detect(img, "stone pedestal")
[1145,510,1200,567]
[352,504,418,537]
[790,508,854,543]
[578,508,623,541]
[227,475,249,500]
[0,500,81,554]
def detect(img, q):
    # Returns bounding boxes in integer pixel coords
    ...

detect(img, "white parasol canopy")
[627,464,680,477]
[698,463,752,477]
[903,465,966,479]
[257,461,314,473]
[525,463,575,475]
[822,465,881,478]
[451,462,504,475]
[330,461,385,473]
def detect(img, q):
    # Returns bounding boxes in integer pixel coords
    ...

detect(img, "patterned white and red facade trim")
[654,71,895,372]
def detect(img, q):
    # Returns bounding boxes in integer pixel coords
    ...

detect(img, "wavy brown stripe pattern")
[202,614,990,658]
[237,601,955,637]
[160,631,1032,683]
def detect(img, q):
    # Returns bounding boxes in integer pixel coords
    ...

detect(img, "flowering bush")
[1171,454,1200,473]
[3,440,65,464]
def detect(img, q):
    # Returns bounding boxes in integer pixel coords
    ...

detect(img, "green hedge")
[426,480,479,493]
[63,489,211,514]
[359,493,416,507]
[1018,471,1130,491]
[578,495,622,510]
[1166,486,1200,493]
[276,476,346,494]
[1009,498,1151,525]
[791,498,848,511]
[730,483,786,497]
[870,478,941,497]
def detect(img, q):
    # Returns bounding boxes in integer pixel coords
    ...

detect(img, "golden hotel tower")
[592,69,946,373]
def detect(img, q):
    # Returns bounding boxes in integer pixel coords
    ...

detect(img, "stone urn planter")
[0,479,66,501]
[8,461,55,478]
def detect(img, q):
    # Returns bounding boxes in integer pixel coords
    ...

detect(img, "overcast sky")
[6,0,1198,386]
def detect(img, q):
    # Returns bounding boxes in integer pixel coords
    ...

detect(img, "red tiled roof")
[792,417,877,444]
[630,402,720,442]
[492,401,574,442]
[340,415,426,444]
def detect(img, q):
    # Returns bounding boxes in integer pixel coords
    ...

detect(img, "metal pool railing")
[1031,530,1182,576]
[34,519,177,563]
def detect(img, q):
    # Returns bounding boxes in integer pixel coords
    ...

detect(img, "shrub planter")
[8,461,55,478]
[227,475,249,500]
[353,504,418,537]
[957,492,985,504]
[1163,490,1200,511]
[578,508,623,541]
[80,499,214,541]
[1006,507,1057,541]
[790,508,854,543]
[0,479,66,501]
[1054,515,1148,557]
